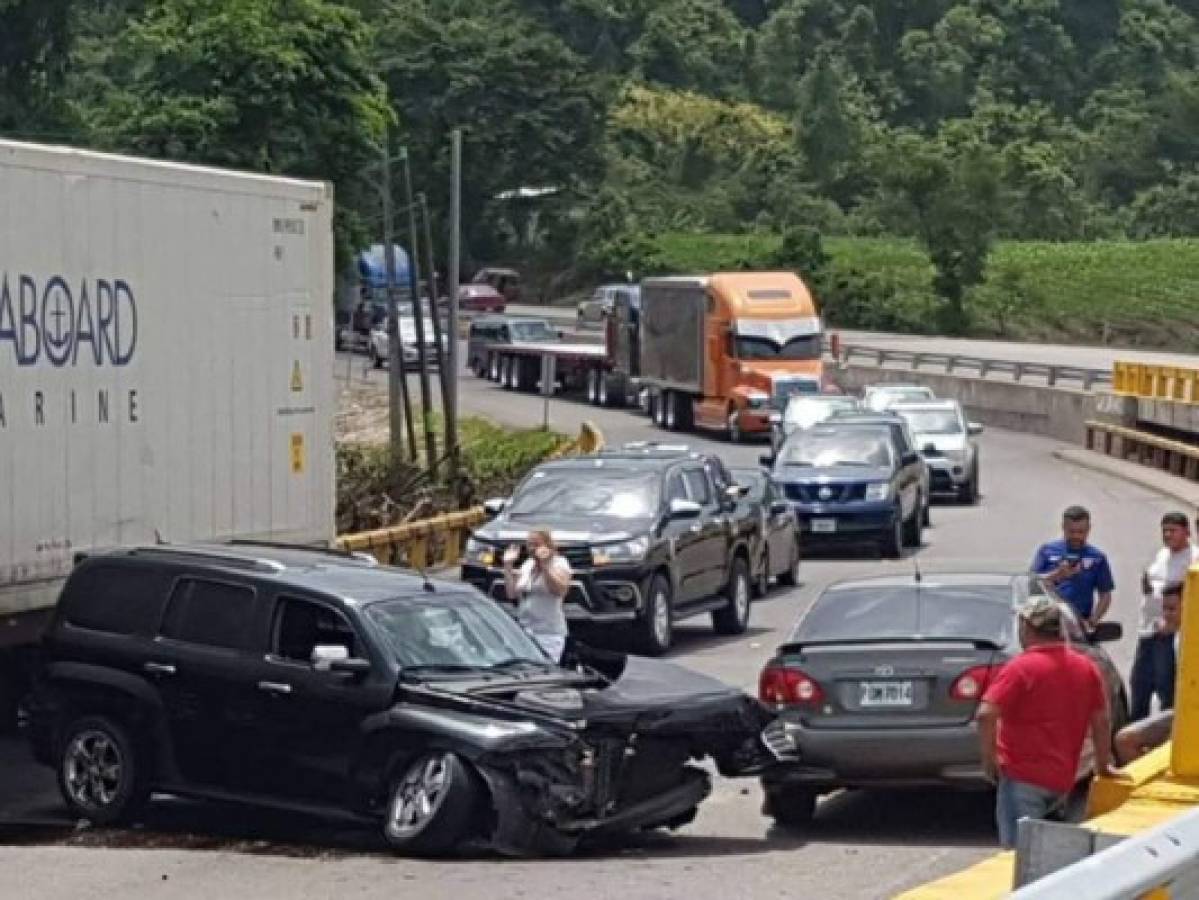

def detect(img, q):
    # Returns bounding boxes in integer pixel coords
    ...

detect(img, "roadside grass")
[653,233,1199,349]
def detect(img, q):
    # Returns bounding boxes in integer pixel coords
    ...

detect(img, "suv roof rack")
[128,545,287,574]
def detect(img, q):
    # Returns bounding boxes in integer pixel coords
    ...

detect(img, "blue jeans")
[996,777,1068,848]
[1130,634,1176,722]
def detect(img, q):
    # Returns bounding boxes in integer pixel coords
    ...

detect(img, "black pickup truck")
[462,444,756,654]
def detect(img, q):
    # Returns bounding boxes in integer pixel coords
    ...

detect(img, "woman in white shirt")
[502,529,572,662]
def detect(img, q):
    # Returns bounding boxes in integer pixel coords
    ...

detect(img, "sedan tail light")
[950,664,1003,702]
[759,664,825,707]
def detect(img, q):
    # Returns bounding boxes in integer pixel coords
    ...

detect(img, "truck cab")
[642,272,824,442]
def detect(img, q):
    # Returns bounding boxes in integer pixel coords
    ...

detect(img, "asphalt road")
[1,355,1179,899]
[506,303,1199,370]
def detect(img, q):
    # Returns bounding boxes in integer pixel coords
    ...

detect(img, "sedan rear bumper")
[761,720,987,790]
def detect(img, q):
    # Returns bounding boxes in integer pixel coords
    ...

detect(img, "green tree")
[1129,172,1199,237]
[0,0,73,137]
[376,0,608,262]
[877,132,1003,333]
[77,0,390,263]
[795,50,877,207]
[630,0,747,97]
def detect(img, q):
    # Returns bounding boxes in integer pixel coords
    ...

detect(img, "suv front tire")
[58,714,148,826]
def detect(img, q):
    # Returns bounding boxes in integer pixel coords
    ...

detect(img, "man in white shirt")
[1117,583,1186,764]
[1130,513,1198,722]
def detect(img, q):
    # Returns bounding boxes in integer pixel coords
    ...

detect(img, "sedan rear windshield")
[779,429,894,468]
[793,584,1015,645]
[510,468,660,519]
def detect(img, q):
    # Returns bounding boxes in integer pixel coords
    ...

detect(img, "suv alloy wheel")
[57,715,148,826]
[713,557,751,635]
[880,506,904,559]
[384,751,481,856]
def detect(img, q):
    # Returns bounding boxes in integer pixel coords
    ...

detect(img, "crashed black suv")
[462,444,758,655]
[28,544,785,856]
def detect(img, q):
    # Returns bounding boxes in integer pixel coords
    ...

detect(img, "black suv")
[28,544,784,855]
[462,444,756,654]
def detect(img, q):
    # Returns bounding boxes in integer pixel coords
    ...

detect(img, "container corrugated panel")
[0,139,336,618]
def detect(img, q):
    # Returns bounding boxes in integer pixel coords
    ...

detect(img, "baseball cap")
[1018,596,1063,634]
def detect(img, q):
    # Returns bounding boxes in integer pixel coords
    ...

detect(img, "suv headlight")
[593,536,650,566]
[464,537,497,566]
[864,482,891,502]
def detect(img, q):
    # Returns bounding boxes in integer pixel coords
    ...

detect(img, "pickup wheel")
[903,494,924,548]
[383,751,481,856]
[764,785,818,829]
[713,557,751,635]
[880,507,904,559]
[58,715,149,826]
[634,574,673,655]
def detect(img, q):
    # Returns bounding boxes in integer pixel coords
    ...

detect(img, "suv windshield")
[510,321,555,342]
[733,334,821,361]
[510,468,660,519]
[366,594,549,671]
[780,429,894,469]
[896,409,963,435]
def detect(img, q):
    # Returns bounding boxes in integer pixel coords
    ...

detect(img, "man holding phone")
[1031,506,1115,629]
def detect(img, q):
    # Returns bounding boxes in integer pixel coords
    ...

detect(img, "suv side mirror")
[968,422,984,436]
[759,453,775,468]
[1089,621,1123,644]
[901,451,920,467]
[483,497,508,515]
[312,646,371,676]
[668,498,702,520]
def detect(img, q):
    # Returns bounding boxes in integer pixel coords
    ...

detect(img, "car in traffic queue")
[757,573,1129,827]
[471,267,522,304]
[769,395,862,455]
[462,444,757,655]
[467,315,560,379]
[27,544,788,856]
[453,283,507,314]
[823,410,932,526]
[729,468,803,597]
[577,283,641,329]
[765,417,929,558]
[862,383,936,413]
[891,399,984,504]
[369,314,450,370]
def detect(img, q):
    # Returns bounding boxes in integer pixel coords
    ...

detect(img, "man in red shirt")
[977,596,1119,847]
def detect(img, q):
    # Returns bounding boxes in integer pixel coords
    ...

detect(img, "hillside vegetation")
[7,1,1199,343]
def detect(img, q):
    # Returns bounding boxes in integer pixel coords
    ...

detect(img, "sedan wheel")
[384,752,480,856]
[713,557,751,635]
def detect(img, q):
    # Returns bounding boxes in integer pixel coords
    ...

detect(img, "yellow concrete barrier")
[1113,361,1199,404]
[898,565,1199,898]
[335,421,605,568]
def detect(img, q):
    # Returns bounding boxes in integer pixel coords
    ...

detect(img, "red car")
[455,284,507,313]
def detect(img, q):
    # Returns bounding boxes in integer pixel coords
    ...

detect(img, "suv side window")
[160,578,256,650]
[271,596,362,665]
[59,563,173,636]
[682,468,713,506]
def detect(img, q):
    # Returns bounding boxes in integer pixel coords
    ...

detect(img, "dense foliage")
[7,0,1199,337]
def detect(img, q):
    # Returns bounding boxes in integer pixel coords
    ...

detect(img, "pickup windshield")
[509,469,660,519]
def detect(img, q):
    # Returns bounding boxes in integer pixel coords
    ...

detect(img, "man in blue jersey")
[1032,506,1115,630]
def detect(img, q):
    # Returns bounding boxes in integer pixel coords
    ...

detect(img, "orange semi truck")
[641,272,825,441]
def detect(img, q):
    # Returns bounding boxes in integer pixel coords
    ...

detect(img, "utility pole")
[419,192,451,418]
[381,136,417,464]
[446,130,463,496]
[400,147,437,475]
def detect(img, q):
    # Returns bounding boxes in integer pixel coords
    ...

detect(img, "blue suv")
[761,420,927,557]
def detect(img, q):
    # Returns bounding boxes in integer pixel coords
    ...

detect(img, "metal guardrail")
[1009,806,1199,898]
[335,421,604,568]
[1114,361,1199,404]
[838,344,1111,391]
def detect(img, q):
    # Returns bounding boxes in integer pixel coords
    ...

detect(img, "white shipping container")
[0,140,336,627]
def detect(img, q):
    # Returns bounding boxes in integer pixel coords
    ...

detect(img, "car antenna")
[410,560,436,593]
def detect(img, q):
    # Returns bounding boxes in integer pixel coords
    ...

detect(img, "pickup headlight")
[864,482,891,502]
[593,536,650,566]
[464,537,497,567]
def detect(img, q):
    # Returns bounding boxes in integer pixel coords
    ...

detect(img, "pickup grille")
[783,483,867,503]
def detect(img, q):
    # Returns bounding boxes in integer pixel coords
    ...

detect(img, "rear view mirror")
[1089,622,1123,644]
[669,498,702,520]
[483,497,508,515]
[923,443,938,456]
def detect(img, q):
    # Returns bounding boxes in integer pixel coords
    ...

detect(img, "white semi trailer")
[0,140,337,727]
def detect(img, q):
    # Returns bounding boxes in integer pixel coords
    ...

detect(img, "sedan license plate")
[811,518,837,534]
[859,681,914,708]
